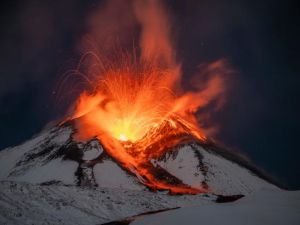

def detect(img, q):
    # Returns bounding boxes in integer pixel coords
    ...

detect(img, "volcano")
[0,119,278,196]
[2,1,298,224]
[0,120,298,224]
[0,119,286,224]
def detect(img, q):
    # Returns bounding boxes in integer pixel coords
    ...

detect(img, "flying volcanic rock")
[0,120,278,196]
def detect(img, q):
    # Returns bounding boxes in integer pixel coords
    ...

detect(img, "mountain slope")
[0,180,216,225]
[0,122,294,225]
[131,189,300,225]
[0,122,277,195]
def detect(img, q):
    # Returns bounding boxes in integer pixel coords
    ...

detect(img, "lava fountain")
[63,0,231,194]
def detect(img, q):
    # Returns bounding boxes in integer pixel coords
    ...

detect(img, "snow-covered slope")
[0,122,277,195]
[93,159,144,190]
[154,144,275,195]
[0,122,295,225]
[132,189,300,225]
[0,126,80,185]
[0,124,145,190]
[0,180,216,225]
[0,126,74,180]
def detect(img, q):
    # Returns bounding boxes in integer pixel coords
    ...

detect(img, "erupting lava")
[63,0,230,194]
[72,61,209,144]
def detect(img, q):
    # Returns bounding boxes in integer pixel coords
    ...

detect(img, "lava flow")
[65,0,230,194]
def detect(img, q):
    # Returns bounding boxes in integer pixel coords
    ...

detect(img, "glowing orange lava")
[63,0,230,194]
[68,58,228,194]
[71,62,208,143]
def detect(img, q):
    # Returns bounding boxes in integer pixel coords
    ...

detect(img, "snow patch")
[8,158,78,185]
[132,189,300,225]
[198,146,276,195]
[82,140,103,161]
[155,146,205,188]
[93,159,144,190]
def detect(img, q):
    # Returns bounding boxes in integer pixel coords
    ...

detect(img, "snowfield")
[154,144,276,195]
[132,189,300,225]
[0,181,216,225]
[0,181,298,225]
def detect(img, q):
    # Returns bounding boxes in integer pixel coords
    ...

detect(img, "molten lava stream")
[90,122,207,195]
[70,66,214,194]
[69,60,228,194]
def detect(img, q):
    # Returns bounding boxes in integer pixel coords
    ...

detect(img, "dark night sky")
[0,0,299,189]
